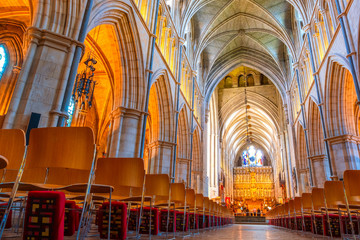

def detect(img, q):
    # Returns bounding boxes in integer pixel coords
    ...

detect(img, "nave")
[0,0,359,239]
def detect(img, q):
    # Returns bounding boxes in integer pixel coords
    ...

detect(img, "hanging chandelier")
[244,68,252,144]
[72,55,97,111]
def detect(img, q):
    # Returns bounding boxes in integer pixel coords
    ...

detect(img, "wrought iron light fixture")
[72,55,97,111]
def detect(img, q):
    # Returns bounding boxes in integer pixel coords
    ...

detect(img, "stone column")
[117,107,143,158]
[3,27,81,130]
[108,107,125,157]
[148,140,175,175]
[327,135,360,179]
[309,154,327,187]
[0,66,21,115]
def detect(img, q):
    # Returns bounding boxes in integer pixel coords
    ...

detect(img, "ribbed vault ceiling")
[188,0,300,100]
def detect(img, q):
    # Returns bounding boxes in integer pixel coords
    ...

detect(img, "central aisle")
[189,224,324,239]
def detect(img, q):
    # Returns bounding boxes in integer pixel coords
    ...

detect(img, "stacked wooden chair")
[266,170,360,239]
[0,127,234,239]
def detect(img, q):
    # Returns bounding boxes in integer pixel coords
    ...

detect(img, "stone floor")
[5,224,333,239]
[187,224,327,239]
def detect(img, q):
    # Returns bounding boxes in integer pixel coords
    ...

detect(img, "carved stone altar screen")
[233,166,275,212]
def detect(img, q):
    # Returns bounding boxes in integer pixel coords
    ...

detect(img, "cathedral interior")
[0,0,359,239]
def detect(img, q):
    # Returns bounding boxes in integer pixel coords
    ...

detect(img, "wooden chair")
[311,187,326,235]
[301,193,313,232]
[203,197,210,228]
[94,157,145,239]
[289,199,296,230]
[294,197,303,231]
[186,189,197,232]
[195,194,204,230]
[169,183,187,234]
[144,174,170,236]
[343,170,360,205]
[324,180,356,238]
[0,129,26,236]
[0,127,97,238]
[344,170,360,235]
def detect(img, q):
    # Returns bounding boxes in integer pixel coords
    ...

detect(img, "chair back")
[344,170,360,204]
[324,180,346,208]
[284,202,289,215]
[26,127,95,170]
[294,197,302,214]
[170,183,185,204]
[289,199,295,214]
[186,189,195,208]
[301,193,312,211]
[95,158,145,197]
[46,168,91,186]
[195,194,204,209]
[203,197,210,211]
[0,129,26,170]
[311,187,325,210]
[145,174,170,202]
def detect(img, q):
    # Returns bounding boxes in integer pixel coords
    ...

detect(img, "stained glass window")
[0,45,7,80]
[66,98,75,126]
[242,145,263,167]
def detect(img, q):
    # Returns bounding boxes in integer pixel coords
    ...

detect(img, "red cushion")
[23,191,65,240]
[74,205,80,231]
[198,214,205,228]
[189,213,199,229]
[64,201,76,236]
[0,203,12,229]
[176,212,189,231]
[139,207,159,235]
[160,209,177,232]
[98,202,127,240]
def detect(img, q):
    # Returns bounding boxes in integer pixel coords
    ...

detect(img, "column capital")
[148,140,175,148]
[325,134,360,144]
[12,66,21,74]
[292,62,299,69]
[25,27,84,53]
[179,37,186,45]
[302,24,311,33]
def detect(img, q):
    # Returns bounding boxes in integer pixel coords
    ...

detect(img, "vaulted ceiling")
[187,0,300,101]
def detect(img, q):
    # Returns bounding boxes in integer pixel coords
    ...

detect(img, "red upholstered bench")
[23,191,65,240]
[160,209,176,232]
[98,202,127,240]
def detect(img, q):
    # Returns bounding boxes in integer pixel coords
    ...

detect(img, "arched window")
[0,45,7,80]
[238,75,245,87]
[224,76,232,88]
[242,145,264,167]
[247,74,254,86]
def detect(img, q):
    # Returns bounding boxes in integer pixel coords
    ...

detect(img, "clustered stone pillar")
[3,27,81,130]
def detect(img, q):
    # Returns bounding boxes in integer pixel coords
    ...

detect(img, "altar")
[233,166,275,215]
